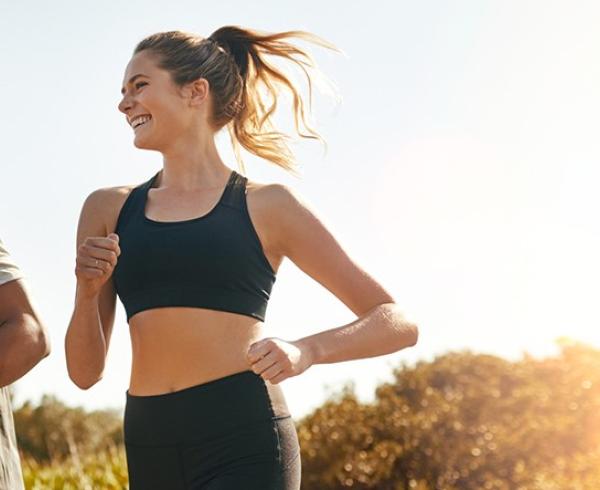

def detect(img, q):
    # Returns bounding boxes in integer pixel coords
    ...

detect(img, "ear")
[186,78,210,107]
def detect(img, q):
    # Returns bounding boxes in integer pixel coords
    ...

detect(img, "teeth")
[132,115,151,128]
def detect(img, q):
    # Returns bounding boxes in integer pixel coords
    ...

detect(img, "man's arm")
[0,278,51,388]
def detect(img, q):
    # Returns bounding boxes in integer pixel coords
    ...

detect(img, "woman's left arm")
[246,184,419,383]
[292,302,417,365]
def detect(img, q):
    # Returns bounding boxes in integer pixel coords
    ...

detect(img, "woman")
[65,25,419,490]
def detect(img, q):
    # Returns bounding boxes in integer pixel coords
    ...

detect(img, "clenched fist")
[75,233,121,299]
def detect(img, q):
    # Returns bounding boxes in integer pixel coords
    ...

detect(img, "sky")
[1,0,600,420]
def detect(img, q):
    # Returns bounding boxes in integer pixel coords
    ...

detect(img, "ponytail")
[134,26,343,176]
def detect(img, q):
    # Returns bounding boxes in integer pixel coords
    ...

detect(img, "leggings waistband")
[124,369,290,446]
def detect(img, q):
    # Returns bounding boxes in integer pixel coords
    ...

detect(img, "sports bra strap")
[118,170,246,232]
[221,171,248,210]
[114,174,156,231]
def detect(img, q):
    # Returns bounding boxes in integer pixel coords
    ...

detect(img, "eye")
[135,82,147,90]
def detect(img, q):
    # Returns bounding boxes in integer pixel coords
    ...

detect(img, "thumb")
[108,233,119,242]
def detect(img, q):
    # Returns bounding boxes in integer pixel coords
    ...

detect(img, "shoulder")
[245,178,308,225]
[77,183,139,238]
[82,185,136,211]
[244,177,322,256]
[245,177,304,209]
[80,184,138,222]
[245,178,292,205]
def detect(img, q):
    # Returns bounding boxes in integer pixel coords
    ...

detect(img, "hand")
[246,337,314,385]
[75,233,121,299]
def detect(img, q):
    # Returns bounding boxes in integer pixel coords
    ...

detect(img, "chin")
[133,137,158,151]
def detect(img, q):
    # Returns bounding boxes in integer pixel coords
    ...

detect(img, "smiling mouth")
[134,120,150,130]
[131,115,152,130]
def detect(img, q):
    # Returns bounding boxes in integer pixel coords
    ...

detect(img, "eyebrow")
[120,74,148,95]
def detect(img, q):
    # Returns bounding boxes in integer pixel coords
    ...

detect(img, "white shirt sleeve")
[0,239,24,287]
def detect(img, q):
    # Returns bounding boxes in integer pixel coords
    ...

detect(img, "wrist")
[295,335,321,366]
[75,284,100,305]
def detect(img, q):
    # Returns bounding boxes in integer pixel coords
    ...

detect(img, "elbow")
[64,330,105,391]
[385,303,419,348]
[408,323,419,347]
[74,379,99,391]
[29,316,52,363]
[65,354,103,390]
[68,370,102,390]
[16,314,51,366]
[37,321,52,360]
[395,322,418,351]
[0,315,51,387]
[72,379,94,390]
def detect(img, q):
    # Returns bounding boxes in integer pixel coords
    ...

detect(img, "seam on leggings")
[275,418,299,472]
[273,421,283,486]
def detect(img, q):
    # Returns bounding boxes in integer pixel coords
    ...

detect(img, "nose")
[118,94,133,114]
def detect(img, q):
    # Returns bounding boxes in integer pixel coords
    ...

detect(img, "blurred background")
[2,0,600,488]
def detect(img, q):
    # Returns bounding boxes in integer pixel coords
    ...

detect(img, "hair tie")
[207,36,222,47]
[207,36,229,55]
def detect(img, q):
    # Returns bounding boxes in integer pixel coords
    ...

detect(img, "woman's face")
[118,51,195,151]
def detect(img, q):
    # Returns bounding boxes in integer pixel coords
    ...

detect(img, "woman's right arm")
[65,188,122,390]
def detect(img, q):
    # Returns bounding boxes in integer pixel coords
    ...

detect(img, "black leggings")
[123,370,301,490]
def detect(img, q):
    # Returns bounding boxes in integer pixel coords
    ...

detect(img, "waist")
[124,370,291,446]
[128,308,266,395]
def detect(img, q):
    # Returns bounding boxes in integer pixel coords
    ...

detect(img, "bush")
[296,338,600,489]
[13,394,122,464]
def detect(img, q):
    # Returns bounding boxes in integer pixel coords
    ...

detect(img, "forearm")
[64,289,107,389]
[0,314,50,388]
[296,303,418,365]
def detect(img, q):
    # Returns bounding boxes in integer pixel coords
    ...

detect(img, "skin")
[65,49,409,394]
[0,278,51,388]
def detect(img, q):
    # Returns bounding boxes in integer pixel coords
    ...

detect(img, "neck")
[158,132,230,191]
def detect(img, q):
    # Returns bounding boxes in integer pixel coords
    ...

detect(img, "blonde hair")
[133,26,343,177]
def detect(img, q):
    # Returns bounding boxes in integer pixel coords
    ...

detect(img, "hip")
[124,369,291,446]
[123,369,301,489]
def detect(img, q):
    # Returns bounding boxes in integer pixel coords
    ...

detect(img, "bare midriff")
[126,306,267,396]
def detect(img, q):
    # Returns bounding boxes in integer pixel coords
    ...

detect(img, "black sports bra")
[112,169,277,323]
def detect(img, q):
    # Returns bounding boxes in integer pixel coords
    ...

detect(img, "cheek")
[138,91,190,134]
[159,103,192,132]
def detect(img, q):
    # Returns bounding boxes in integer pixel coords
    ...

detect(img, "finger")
[268,372,287,385]
[252,352,279,375]
[85,237,121,254]
[79,245,119,266]
[77,255,111,272]
[247,340,274,364]
[75,265,104,278]
[260,364,285,382]
[90,247,119,266]
[107,233,121,255]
